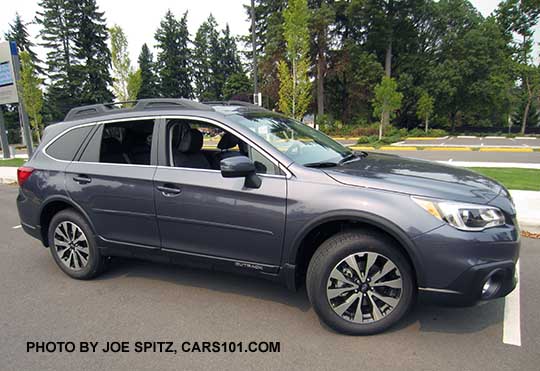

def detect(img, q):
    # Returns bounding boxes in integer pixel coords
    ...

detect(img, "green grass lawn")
[469,167,540,191]
[0,158,26,167]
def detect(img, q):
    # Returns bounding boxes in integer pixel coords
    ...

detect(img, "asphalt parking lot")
[366,149,540,164]
[398,136,540,148]
[1,184,538,371]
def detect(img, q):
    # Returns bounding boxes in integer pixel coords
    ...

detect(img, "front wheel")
[48,209,106,280]
[306,231,415,335]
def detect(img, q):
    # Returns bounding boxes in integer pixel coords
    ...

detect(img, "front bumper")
[418,260,517,306]
[413,223,520,306]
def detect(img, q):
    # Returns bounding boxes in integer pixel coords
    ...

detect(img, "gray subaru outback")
[16,99,519,335]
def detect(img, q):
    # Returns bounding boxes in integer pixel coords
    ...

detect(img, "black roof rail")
[64,98,212,121]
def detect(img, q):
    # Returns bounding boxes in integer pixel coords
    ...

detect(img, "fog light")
[481,272,502,300]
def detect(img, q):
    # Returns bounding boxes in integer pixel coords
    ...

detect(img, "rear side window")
[79,119,155,165]
[45,126,93,161]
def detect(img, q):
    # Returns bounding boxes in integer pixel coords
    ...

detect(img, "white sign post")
[0,42,18,158]
[0,42,19,105]
[0,41,34,157]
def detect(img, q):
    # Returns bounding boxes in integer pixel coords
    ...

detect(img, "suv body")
[16,99,519,335]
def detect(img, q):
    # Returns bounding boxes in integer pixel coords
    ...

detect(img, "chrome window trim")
[42,122,99,163]
[41,115,293,179]
[162,115,292,179]
[155,165,285,179]
[42,116,160,164]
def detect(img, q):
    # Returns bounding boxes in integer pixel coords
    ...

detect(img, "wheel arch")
[286,210,423,289]
[39,195,96,247]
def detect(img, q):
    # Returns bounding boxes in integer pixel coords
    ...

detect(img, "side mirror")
[220,156,261,189]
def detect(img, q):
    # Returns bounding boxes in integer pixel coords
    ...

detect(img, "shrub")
[408,128,448,137]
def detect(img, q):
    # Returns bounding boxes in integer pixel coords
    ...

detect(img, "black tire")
[48,209,106,280]
[306,230,415,335]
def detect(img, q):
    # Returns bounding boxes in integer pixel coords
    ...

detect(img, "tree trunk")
[382,110,389,133]
[521,98,531,135]
[521,74,533,135]
[316,50,325,117]
[385,39,392,77]
[425,116,429,133]
[379,117,384,140]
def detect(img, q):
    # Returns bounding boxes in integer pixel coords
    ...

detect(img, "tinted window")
[46,126,93,161]
[167,119,282,175]
[98,120,155,165]
[79,120,155,164]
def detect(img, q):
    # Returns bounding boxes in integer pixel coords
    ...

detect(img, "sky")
[0,0,538,66]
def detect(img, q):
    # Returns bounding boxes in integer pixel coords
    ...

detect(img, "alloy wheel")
[53,221,90,271]
[326,252,403,323]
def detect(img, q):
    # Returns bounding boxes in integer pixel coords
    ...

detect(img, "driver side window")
[166,119,283,175]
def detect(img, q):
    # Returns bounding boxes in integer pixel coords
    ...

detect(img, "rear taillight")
[17,167,34,187]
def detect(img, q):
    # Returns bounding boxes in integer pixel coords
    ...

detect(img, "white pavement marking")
[503,259,521,347]
[12,225,21,229]
[457,135,477,138]
[516,137,537,140]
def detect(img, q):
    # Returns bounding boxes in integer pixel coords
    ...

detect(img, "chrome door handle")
[73,175,92,184]
[157,185,181,196]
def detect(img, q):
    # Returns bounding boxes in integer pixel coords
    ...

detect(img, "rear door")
[65,118,160,249]
[153,117,288,266]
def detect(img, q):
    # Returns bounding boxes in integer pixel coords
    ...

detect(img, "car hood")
[323,153,502,204]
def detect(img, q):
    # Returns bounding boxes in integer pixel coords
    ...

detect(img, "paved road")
[365,149,540,163]
[399,136,540,148]
[0,185,538,371]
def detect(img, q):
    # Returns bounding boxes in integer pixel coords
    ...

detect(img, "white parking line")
[12,225,22,229]
[503,259,521,346]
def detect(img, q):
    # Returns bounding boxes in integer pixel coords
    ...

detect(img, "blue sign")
[0,62,14,87]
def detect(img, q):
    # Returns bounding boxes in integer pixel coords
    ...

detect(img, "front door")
[153,118,287,265]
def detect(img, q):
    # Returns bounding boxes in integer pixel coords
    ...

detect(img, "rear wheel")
[48,209,105,280]
[306,231,415,335]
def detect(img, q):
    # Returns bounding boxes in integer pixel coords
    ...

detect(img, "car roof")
[41,99,271,146]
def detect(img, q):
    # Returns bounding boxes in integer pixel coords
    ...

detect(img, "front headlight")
[412,197,505,231]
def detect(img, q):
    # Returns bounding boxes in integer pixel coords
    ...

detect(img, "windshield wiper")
[338,151,367,165]
[304,161,339,168]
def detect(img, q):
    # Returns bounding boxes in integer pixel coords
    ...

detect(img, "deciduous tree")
[278,0,311,119]
[373,76,403,139]
[19,51,43,141]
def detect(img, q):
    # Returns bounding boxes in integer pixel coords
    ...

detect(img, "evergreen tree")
[223,73,252,100]
[4,13,42,72]
[220,25,243,79]
[155,10,192,98]
[192,16,217,100]
[278,0,311,119]
[74,0,113,104]
[137,43,158,99]
[193,18,244,101]
[36,0,80,122]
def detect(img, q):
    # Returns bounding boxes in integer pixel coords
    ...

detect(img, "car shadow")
[95,257,312,312]
[97,257,505,335]
[397,298,505,334]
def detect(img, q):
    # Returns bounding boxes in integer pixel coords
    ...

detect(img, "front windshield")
[227,112,352,166]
